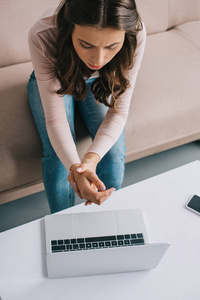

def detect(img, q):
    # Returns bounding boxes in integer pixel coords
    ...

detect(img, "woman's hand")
[67,153,116,205]
[67,165,83,200]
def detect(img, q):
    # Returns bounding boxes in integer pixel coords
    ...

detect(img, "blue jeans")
[27,71,126,213]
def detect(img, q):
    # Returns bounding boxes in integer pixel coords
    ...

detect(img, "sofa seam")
[173,28,200,50]
[168,0,171,30]
[0,60,32,70]
[0,180,44,195]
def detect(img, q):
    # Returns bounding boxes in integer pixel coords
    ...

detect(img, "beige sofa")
[1,0,200,204]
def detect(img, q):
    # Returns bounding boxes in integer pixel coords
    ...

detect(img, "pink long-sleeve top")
[28,5,146,172]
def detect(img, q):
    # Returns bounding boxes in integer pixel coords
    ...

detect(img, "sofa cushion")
[0,62,42,192]
[0,0,59,68]
[169,0,200,28]
[125,23,200,162]
[136,0,200,35]
[173,20,200,48]
[136,0,169,35]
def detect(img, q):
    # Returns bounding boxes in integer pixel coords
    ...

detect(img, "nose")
[91,48,105,66]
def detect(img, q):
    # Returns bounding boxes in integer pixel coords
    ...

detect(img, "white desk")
[1,161,200,300]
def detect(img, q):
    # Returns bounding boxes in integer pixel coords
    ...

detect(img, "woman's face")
[72,25,125,70]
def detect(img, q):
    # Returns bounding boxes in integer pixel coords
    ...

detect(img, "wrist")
[82,152,100,167]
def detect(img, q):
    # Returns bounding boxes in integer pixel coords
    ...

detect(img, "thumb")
[76,164,87,173]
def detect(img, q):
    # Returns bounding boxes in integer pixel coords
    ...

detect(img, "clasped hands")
[67,153,116,206]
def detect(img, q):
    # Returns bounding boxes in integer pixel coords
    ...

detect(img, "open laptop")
[44,209,170,278]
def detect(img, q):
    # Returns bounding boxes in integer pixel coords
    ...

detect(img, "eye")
[107,45,117,50]
[80,42,92,49]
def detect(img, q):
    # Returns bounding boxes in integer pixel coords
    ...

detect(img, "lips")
[88,63,104,70]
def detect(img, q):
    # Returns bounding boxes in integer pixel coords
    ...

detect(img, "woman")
[27,0,146,213]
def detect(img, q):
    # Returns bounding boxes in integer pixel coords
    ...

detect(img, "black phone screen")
[187,195,200,214]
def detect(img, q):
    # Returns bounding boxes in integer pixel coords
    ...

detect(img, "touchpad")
[73,211,118,238]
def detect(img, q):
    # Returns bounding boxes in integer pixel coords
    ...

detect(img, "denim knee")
[97,132,126,190]
[41,136,57,159]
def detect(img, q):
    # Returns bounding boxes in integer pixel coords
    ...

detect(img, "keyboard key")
[124,240,130,245]
[118,241,124,246]
[86,243,92,248]
[131,234,137,239]
[71,239,76,244]
[80,244,85,249]
[64,239,70,245]
[131,238,144,245]
[105,241,111,246]
[77,238,84,243]
[92,243,98,247]
[51,240,57,245]
[58,240,64,245]
[73,244,78,249]
[137,233,143,238]
[112,241,117,246]
[52,245,65,252]
[99,242,105,247]
[125,234,130,239]
[67,245,72,250]
[117,235,124,240]
[85,236,116,243]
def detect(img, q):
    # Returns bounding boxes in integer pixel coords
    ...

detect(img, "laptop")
[44,209,170,278]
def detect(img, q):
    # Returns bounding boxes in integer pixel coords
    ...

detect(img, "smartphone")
[186,195,200,215]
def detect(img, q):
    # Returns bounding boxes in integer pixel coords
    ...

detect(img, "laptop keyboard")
[51,233,144,253]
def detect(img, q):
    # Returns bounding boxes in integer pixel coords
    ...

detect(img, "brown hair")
[54,0,143,110]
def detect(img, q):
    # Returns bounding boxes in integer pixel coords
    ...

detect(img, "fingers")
[87,173,106,192]
[69,166,116,205]
[76,163,106,192]
[67,170,83,199]
[77,169,106,192]
[77,170,115,205]
[73,182,83,199]
[85,183,97,206]
[90,182,98,191]
[84,186,116,206]
[85,200,93,206]
[85,183,116,206]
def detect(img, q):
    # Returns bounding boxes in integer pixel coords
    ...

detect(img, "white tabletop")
[1,161,200,300]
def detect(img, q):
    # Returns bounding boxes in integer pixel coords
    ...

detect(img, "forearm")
[35,78,81,171]
[86,110,127,160]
